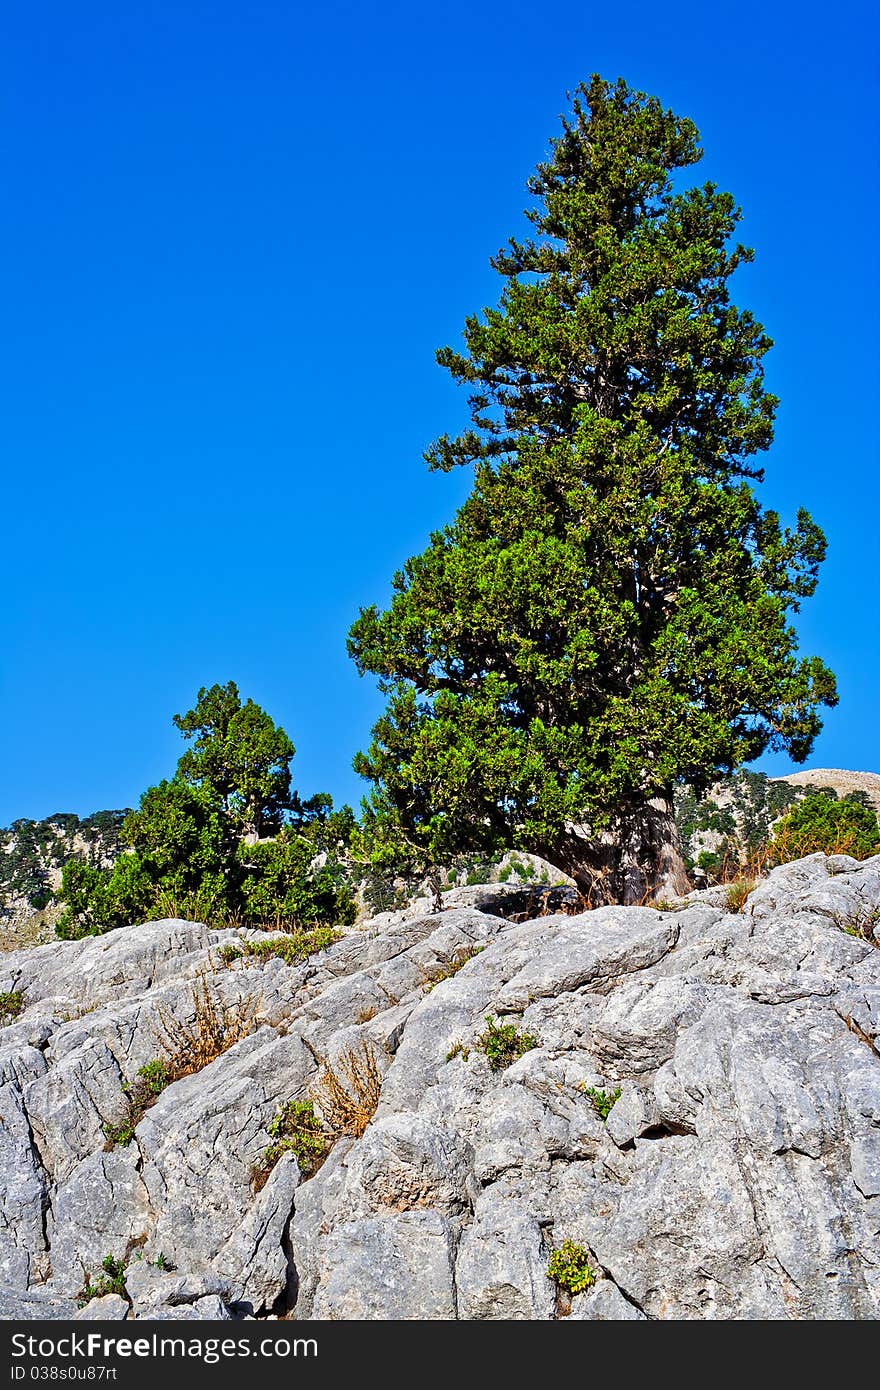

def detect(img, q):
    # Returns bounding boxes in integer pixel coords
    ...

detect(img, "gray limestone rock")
[310,1210,458,1319]
[455,1195,555,1320]
[49,1149,151,1294]
[73,1294,129,1321]
[3,851,879,1320]
[210,1152,299,1313]
[566,1280,646,1320]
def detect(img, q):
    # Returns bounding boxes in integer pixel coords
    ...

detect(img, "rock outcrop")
[1,854,878,1319]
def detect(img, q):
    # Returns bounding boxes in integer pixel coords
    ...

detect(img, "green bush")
[103,1059,171,1147]
[547,1240,596,1295]
[771,792,880,863]
[237,832,356,927]
[56,683,358,939]
[583,1086,621,1121]
[262,1099,327,1176]
[79,1254,128,1307]
[0,991,24,1026]
[476,1016,538,1072]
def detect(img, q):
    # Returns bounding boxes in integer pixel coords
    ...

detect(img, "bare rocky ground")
[0,854,878,1321]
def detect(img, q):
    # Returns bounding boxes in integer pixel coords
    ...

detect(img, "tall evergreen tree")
[348,76,837,903]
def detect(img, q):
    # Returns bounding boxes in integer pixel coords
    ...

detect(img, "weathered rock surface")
[0,853,878,1319]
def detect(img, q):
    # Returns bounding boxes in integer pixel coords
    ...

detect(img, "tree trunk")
[552,794,691,906]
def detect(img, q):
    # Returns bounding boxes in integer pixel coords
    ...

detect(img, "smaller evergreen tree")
[57,683,356,938]
[771,793,880,863]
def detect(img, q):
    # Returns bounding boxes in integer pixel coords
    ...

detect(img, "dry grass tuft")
[724,877,757,914]
[154,971,259,1080]
[311,1040,385,1139]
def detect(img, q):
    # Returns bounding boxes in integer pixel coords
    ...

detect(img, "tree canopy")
[58,682,355,937]
[771,792,879,863]
[348,75,837,902]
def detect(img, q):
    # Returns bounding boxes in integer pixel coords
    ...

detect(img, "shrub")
[311,1041,384,1139]
[56,683,358,939]
[724,878,757,913]
[78,1254,127,1307]
[0,990,24,1026]
[546,1241,596,1296]
[262,1099,328,1176]
[217,926,340,968]
[475,1016,538,1072]
[770,793,880,864]
[583,1086,621,1121]
[154,972,258,1079]
[237,831,357,928]
[464,865,492,887]
[103,1059,172,1147]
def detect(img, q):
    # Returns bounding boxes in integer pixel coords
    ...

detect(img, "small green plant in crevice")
[262,1099,328,1177]
[582,1085,621,1121]
[464,863,493,887]
[445,1040,471,1063]
[546,1240,597,1296]
[0,990,24,1026]
[475,1016,538,1072]
[423,944,485,991]
[103,1058,172,1147]
[78,1254,128,1307]
[833,904,880,946]
[724,878,756,914]
[218,926,340,969]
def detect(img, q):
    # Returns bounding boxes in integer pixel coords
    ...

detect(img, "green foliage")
[476,1015,538,1072]
[78,1254,128,1307]
[0,811,127,916]
[0,990,24,1026]
[464,865,492,887]
[546,1240,597,1295]
[237,831,356,927]
[676,770,800,874]
[103,1059,172,1147]
[57,849,156,940]
[583,1086,621,1121]
[173,681,295,839]
[218,927,341,968]
[57,683,356,938]
[348,75,836,900]
[262,1099,327,1175]
[771,793,880,863]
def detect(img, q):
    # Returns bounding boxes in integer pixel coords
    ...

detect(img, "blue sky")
[1,0,877,824]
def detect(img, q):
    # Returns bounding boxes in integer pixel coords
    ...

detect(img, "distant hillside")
[774,769,880,816]
[675,768,880,879]
[0,811,129,947]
